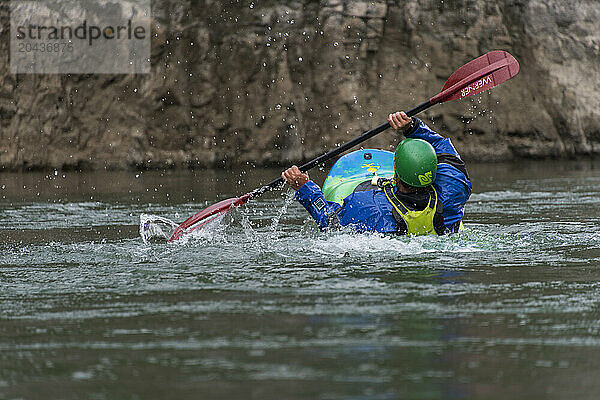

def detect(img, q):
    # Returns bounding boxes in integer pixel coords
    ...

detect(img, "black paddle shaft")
[252,100,432,197]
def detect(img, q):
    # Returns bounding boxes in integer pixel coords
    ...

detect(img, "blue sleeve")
[434,166,472,228]
[295,181,342,230]
[406,118,460,157]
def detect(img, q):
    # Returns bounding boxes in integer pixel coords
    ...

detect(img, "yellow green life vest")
[383,182,439,236]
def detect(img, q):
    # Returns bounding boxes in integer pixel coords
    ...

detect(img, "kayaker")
[281,111,472,235]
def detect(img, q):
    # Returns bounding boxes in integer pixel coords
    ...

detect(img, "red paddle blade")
[168,193,252,242]
[430,50,519,104]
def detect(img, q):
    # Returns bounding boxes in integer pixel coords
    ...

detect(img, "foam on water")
[130,190,600,274]
[139,213,179,244]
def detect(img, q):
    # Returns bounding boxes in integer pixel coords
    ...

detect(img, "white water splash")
[139,214,178,244]
[269,189,297,232]
[185,213,229,244]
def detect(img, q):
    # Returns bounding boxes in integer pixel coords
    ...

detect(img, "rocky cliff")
[1,0,598,170]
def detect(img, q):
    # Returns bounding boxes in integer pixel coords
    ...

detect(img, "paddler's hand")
[282,166,309,190]
[388,111,414,134]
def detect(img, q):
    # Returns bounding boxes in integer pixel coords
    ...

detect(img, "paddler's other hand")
[388,111,414,135]
[281,166,309,190]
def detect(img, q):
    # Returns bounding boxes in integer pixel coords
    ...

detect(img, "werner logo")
[461,76,493,97]
[418,172,433,185]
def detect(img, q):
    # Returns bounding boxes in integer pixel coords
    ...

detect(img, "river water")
[1,159,599,400]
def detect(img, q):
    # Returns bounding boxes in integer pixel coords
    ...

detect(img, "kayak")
[322,149,395,204]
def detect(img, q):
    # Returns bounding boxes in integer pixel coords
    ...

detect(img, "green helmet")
[393,138,437,187]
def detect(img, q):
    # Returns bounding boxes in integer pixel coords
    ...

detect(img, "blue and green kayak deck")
[322,149,394,204]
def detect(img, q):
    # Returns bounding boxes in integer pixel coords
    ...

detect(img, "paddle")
[168,50,519,241]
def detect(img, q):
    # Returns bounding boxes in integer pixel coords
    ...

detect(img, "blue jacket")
[295,118,472,233]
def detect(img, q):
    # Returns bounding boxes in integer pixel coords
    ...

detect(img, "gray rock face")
[1,0,598,170]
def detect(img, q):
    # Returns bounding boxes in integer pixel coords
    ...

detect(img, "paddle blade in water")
[168,194,252,242]
[430,50,520,104]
